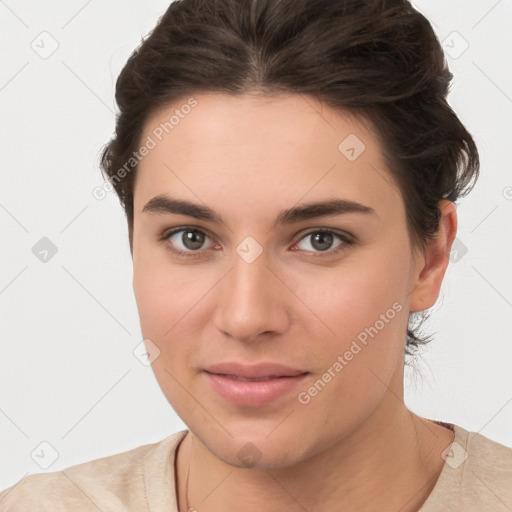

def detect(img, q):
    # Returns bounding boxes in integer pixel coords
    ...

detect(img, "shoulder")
[0,430,187,511]
[423,423,512,511]
[461,426,512,503]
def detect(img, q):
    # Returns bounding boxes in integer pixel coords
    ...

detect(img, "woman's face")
[131,92,449,468]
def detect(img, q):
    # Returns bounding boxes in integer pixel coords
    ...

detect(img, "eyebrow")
[142,194,377,227]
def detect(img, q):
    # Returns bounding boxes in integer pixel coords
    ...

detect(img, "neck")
[176,401,453,512]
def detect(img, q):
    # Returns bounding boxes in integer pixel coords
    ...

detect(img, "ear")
[409,200,458,312]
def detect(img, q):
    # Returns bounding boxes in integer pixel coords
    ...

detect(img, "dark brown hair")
[99,0,479,356]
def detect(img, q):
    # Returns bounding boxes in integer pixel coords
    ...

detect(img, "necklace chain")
[184,436,192,512]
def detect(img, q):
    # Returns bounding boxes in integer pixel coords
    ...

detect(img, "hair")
[99,0,479,357]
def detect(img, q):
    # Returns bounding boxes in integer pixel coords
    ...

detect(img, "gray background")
[1,0,511,490]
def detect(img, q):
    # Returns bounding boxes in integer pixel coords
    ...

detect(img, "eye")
[161,227,219,257]
[293,229,354,256]
[160,226,354,259]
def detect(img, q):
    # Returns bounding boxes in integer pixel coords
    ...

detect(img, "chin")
[217,441,302,470]
[191,422,311,470]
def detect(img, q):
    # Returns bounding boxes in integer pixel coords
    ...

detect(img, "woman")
[1,0,511,510]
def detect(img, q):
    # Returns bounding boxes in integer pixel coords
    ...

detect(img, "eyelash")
[159,226,355,259]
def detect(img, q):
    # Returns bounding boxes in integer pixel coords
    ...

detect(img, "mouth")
[211,374,303,382]
[204,361,308,379]
[202,362,309,407]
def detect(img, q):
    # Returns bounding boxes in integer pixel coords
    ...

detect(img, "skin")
[131,92,457,512]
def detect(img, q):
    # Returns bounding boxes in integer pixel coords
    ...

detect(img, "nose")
[212,250,290,344]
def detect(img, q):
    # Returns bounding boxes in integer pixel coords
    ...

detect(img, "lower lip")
[204,372,309,407]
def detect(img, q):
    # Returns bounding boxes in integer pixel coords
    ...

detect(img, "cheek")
[132,256,214,385]
[292,275,408,434]
[132,238,205,332]
[293,255,410,393]
[297,253,409,341]
[132,260,203,407]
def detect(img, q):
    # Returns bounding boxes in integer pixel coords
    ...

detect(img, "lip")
[203,362,309,407]
[204,362,307,379]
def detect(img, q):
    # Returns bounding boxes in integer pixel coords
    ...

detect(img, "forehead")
[141,92,374,158]
[134,92,401,222]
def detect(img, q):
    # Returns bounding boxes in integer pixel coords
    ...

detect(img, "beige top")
[1,422,511,511]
